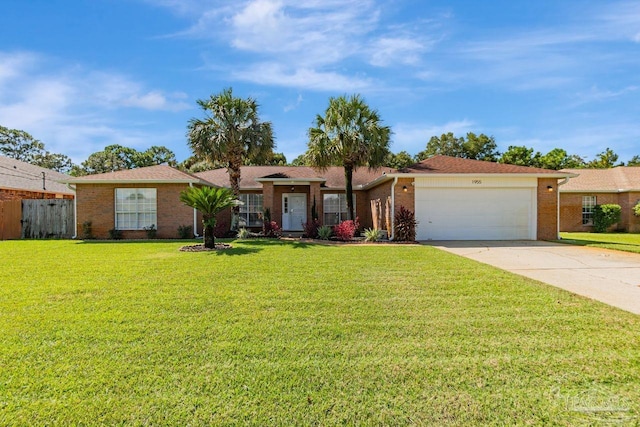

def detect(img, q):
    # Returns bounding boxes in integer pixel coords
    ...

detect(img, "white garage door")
[415,187,536,240]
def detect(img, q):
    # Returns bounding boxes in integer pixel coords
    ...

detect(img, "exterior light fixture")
[547,185,554,192]
[402,185,408,192]
[291,186,295,192]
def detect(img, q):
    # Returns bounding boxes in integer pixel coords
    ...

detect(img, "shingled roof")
[400,155,571,175]
[560,167,640,192]
[196,166,394,189]
[0,155,74,196]
[63,164,212,185]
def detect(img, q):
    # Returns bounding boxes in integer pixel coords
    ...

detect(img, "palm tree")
[307,94,391,221]
[180,186,237,249]
[188,88,274,230]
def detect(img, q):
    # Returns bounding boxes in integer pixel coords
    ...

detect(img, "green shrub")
[237,227,251,239]
[177,225,193,239]
[634,202,640,217]
[108,228,123,240]
[144,224,157,239]
[80,221,94,240]
[363,228,383,242]
[593,204,622,233]
[317,225,332,240]
[393,206,417,241]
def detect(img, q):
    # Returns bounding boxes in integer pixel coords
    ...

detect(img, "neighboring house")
[63,165,211,239]
[64,155,573,241]
[559,167,640,232]
[0,155,74,200]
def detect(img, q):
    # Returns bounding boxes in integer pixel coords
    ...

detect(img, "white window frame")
[238,193,263,227]
[582,195,596,225]
[115,188,157,230]
[323,193,355,226]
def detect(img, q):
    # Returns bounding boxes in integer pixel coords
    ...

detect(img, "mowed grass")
[1,240,639,425]
[560,232,640,255]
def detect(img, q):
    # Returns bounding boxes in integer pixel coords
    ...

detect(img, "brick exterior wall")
[394,178,415,214]
[537,178,559,240]
[76,183,195,239]
[560,191,640,232]
[0,189,73,201]
[365,180,393,231]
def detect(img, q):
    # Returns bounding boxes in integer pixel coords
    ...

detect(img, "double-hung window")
[582,195,596,225]
[323,193,354,226]
[238,194,263,227]
[115,188,157,230]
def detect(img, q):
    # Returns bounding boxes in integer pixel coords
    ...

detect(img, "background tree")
[72,144,178,176]
[499,145,542,167]
[538,148,585,170]
[289,154,309,166]
[180,186,237,249]
[627,155,640,166]
[415,132,498,161]
[462,132,499,161]
[136,146,177,167]
[587,147,623,168]
[187,87,275,230]
[415,132,464,160]
[384,150,415,169]
[1,125,74,173]
[307,94,391,221]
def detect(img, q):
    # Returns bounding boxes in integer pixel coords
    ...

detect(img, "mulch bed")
[179,243,233,252]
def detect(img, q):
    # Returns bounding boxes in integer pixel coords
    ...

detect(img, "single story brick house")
[0,155,74,200]
[63,156,574,240]
[559,167,640,232]
[64,165,211,239]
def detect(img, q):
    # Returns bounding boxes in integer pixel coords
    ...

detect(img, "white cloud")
[0,51,191,162]
[232,62,373,91]
[283,93,303,112]
[368,36,427,67]
[149,0,440,91]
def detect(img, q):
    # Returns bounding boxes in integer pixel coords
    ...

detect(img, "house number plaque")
[472,179,482,185]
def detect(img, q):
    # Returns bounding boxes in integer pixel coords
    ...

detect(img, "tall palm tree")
[307,94,391,221]
[188,88,274,229]
[180,186,237,248]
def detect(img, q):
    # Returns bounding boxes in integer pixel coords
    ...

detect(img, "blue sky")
[1,0,639,165]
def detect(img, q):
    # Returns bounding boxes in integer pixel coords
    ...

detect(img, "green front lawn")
[560,232,640,254]
[1,240,639,425]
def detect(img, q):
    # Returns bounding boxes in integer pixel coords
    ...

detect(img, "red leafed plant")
[393,206,417,241]
[333,217,360,241]
[263,220,282,237]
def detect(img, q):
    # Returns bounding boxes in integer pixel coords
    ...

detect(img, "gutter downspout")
[66,183,77,239]
[389,177,398,240]
[189,183,201,238]
[556,177,569,239]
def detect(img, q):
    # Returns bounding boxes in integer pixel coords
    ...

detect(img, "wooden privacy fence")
[0,200,22,240]
[21,199,74,239]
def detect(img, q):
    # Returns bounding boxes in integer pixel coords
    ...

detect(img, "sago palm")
[307,94,391,221]
[187,87,274,230]
[180,186,237,249]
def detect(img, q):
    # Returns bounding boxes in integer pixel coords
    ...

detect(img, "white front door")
[282,194,306,231]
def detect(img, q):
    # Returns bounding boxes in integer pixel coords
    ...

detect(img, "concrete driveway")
[425,240,640,315]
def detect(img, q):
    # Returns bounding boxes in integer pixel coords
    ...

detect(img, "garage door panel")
[415,188,535,240]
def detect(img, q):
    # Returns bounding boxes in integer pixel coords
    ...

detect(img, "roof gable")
[64,164,212,184]
[0,155,74,195]
[560,166,640,192]
[400,155,566,175]
[196,166,394,189]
